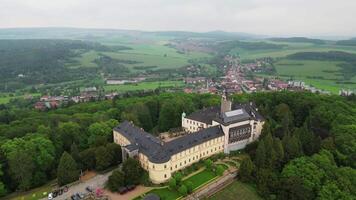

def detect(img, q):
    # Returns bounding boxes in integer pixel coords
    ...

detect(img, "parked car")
[86,186,93,193]
[48,193,53,200]
[118,187,128,194]
[127,185,136,191]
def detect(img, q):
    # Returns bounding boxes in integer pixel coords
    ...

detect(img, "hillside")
[269,37,326,44]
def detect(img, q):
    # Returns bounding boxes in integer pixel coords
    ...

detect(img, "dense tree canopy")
[0,91,355,199]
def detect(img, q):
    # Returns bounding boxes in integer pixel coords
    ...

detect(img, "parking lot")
[45,171,112,200]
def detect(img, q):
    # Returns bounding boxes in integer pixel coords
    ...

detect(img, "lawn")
[135,167,225,200]
[208,181,262,200]
[182,168,218,190]
[4,183,52,200]
[103,81,184,92]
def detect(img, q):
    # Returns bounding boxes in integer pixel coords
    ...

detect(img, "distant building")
[184,77,206,84]
[113,94,264,184]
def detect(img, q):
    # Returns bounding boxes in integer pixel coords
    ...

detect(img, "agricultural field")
[103,81,184,92]
[74,39,212,71]
[209,181,262,200]
[232,41,356,60]
[272,59,355,93]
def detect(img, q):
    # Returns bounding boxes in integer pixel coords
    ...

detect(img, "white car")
[48,193,53,200]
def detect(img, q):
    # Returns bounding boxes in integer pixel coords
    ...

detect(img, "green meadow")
[103,80,184,92]
[232,41,356,60]
[209,181,262,200]
[74,39,212,70]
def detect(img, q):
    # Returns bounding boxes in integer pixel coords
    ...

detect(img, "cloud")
[0,0,355,36]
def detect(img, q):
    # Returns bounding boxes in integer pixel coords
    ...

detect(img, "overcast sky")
[1,0,355,37]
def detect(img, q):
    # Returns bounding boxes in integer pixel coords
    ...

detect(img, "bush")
[216,165,224,176]
[178,185,188,196]
[169,178,176,190]
[204,159,213,170]
[173,172,183,185]
[186,181,193,194]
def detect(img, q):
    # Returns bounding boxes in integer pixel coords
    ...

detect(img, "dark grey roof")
[151,126,224,163]
[143,193,160,200]
[124,144,139,151]
[114,121,224,163]
[185,102,264,125]
[185,106,220,124]
[113,121,162,159]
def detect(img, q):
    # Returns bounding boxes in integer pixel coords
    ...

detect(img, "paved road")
[44,171,112,200]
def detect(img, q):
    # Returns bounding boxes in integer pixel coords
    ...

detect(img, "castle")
[113,94,264,184]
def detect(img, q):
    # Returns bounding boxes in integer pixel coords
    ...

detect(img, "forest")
[0,39,130,92]
[0,91,355,199]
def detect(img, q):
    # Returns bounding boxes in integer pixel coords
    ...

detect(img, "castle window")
[175,165,177,168]
[180,163,182,166]
[164,165,167,169]
[152,165,155,169]
[170,167,172,170]
[164,174,167,178]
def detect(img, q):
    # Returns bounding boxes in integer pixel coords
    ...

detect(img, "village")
[33,55,355,111]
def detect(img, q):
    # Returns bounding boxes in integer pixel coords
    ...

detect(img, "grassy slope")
[233,42,356,60]
[209,181,262,200]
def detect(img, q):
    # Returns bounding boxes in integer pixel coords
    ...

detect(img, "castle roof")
[114,121,224,164]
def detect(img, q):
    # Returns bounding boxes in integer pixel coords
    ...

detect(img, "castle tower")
[220,91,232,114]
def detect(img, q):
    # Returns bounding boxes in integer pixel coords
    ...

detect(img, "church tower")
[220,91,232,114]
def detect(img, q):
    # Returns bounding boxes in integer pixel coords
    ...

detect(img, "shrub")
[178,185,188,196]
[173,172,183,185]
[169,178,177,190]
[216,165,224,176]
[204,159,213,170]
[186,181,193,194]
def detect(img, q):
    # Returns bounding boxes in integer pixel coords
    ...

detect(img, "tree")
[0,165,6,197]
[88,122,111,146]
[122,158,143,185]
[70,143,80,163]
[186,181,193,194]
[255,140,267,168]
[107,170,125,192]
[8,150,34,190]
[281,157,324,198]
[173,172,183,185]
[106,143,122,165]
[57,152,79,186]
[264,133,276,168]
[79,148,96,170]
[277,176,314,200]
[169,178,176,190]
[204,159,213,170]
[239,156,254,182]
[95,146,113,171]
[58,122,82,151]
[273,137,284,168]
[178,185,188,196]
[283,133,302,162]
